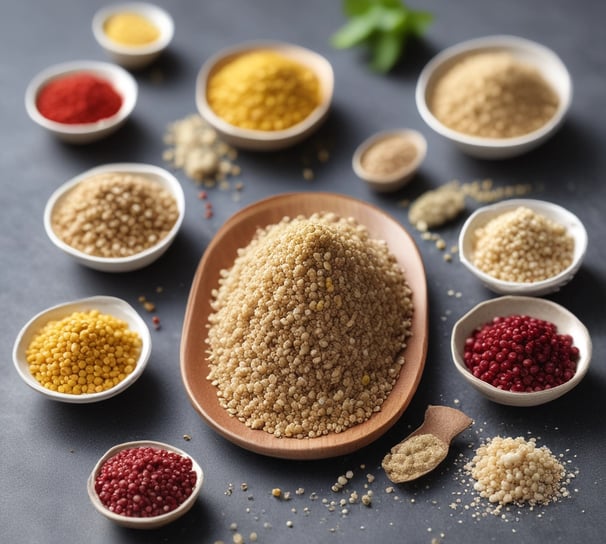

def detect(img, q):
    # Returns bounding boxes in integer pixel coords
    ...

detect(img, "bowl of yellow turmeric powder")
[196,41,334,151]
[92,3,174,69]
[12,296,152,403]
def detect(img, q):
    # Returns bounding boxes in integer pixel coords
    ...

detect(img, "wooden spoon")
[382,405,473,483]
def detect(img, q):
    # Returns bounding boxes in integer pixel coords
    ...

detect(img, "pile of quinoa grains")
[464,314,579,392]
[51,172,179,258]
[472,206,574,283]
[206,212,414,438]
[94,446,197,518]
[429,52,559,139]
[206,50,321,131]
[25,309,141,394]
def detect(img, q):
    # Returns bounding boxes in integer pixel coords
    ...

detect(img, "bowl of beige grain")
[415,35,572,159]
[458,199,587,296]
[44,163,185,272]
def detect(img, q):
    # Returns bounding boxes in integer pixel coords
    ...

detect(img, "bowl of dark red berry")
[451,296,591,406]
[87,440,203,528]
[25,60,137,144]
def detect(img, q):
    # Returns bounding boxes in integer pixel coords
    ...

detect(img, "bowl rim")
[196,40,334,144]
[12,295,152,403]
[451,295,592,406]
[352,128,427,185]
[458,198,588,293]
[24,60,138,134]
[415,34,572,149]
[43,162,185,269]
[92,2,175,56]
[87,440,203,528]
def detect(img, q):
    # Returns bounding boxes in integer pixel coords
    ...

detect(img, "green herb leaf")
[369,30,404,72]
[331,0,433,72]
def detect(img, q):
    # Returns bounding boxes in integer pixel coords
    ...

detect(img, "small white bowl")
[87,440,203,529]
[92,3,174,70]
[352,129,427,192]
[196,41,334,151]
[12,296,152,404]
[415,35,572,159]
[25,60,137,144]
[44,162,185,273]
[451,296,591,407]
[458,198,587,296]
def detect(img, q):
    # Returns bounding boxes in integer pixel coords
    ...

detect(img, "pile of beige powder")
[206,212,414,438]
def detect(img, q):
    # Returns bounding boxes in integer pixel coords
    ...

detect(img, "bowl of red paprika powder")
[25,60,137,144]
[451,296,592,407]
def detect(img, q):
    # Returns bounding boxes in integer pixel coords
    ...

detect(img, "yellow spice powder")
[104,12,160,46]
[207,50,321,131]
[26,310,142,395]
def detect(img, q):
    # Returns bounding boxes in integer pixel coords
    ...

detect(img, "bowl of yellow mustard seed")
[415,35,572,159]
[44,163,185,272]
[458,199,587,296]
[92,3,174,69]
[12,296,152,403]
[196,41,334,151]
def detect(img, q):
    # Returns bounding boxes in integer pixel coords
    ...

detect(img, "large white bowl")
[415,35,572,159]
[92,3,174,70]
[13,296,152,404]
[451,296,591,407]
[87,440,203,529]
[44,163,185,273]
[459,199,587,296]
[196,41,334,151]
[25,60,137,144]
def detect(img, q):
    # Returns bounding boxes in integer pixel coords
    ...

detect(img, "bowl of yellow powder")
[92,3,174,69]
[458,199,587,296]
[44,163,185,272]
[415,35,572,159]
[12,296,152,403]
[196,42,334,151]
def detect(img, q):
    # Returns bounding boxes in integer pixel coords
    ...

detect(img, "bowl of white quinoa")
[458,199,587,296]
[415,35,572,159]
[44,163,185,272]
[180,192,428,459]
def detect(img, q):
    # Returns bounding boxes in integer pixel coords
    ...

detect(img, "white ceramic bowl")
[352,129,427,192]
[92,3,174,70]
[25,60,137,144]
[44,162,185,272]
[196,41,334,151]
[459,198,587,296]
[12,296,152,404]
[87,440,203,529]
[451,296,591,407]
[415,35,572,159]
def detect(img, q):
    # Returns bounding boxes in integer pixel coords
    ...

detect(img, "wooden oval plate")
[180,192,428,459]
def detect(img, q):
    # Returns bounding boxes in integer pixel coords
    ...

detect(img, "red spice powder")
[37,72,122,124]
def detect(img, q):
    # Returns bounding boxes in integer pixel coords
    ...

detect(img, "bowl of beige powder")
[415,35,572,159]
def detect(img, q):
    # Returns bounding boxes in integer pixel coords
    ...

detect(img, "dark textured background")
[1,1,604,543]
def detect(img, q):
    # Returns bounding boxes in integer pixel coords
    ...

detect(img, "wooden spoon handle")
[411,405,473,444]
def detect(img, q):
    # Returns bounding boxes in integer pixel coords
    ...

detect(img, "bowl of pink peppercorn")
[451,296,592,407]
[87,440,203,529]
